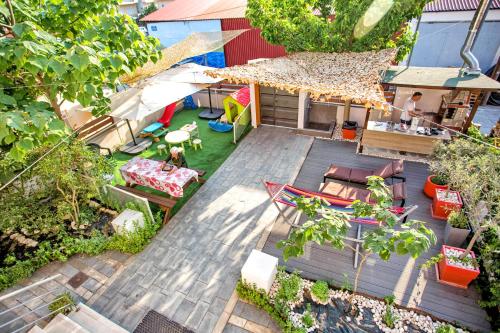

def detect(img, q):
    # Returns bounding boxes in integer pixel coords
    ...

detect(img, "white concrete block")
[111,209,145,235]
[241,250,278,293]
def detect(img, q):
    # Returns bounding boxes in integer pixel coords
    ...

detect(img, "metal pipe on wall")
[460,0,492,75]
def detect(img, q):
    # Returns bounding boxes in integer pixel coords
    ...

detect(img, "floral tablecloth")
[119,157,198,197]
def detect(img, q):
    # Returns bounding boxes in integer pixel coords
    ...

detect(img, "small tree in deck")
[277,176,436,308]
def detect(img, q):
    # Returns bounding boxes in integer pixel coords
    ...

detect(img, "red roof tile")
[141,0,247,22]
[424,0,500,12]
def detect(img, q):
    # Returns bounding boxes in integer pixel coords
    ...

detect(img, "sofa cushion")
[349,169,373,184]
[324,165,351,181]
[390,182,407,201]
[321,182,371,202]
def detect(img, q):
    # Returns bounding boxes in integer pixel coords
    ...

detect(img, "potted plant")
[437,245,479,289]
[423,174,449,198]
[444,211,470,247]
[431,189,463,220]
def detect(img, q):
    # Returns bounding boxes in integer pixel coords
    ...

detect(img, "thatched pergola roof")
[206,49,397,104]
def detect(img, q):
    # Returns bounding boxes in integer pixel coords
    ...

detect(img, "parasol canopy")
[110,64,223,121]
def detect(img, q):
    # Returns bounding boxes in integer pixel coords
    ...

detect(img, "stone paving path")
[88,127,313,332]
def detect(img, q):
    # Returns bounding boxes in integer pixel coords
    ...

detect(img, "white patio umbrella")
[109,64,223,153]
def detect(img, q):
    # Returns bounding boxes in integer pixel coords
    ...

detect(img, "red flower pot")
[437,245,479,289]
[423,175,449,198]
[431,189,462,220]
[342,128,357,140]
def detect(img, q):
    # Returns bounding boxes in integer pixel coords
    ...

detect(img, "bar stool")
[192,139,203,151]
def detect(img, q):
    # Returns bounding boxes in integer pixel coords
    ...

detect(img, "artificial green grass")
[112,108,251,216]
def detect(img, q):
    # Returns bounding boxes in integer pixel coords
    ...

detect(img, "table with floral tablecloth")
[119,157,198,197]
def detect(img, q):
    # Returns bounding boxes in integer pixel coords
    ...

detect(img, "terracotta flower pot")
[423,175,448,198]
[431,189,463,220]
[437,245,479,289]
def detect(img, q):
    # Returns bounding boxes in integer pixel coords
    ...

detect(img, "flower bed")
[237,269,469,333]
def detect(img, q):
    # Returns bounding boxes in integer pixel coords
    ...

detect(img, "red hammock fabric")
[158,102,176,127]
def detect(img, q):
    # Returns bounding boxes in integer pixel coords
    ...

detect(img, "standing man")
[400,92,422,128]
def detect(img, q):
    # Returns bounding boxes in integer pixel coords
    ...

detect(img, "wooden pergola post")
[357,107,372,154]
[343,99,352,123]
[463,89,483,133]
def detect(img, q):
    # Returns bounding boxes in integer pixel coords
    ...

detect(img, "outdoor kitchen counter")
[360,121,451,155]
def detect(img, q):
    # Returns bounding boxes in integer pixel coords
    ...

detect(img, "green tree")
[139,3,158,20]
[0,0,160,162]
[246,0,431,61]
[277,176,436,307]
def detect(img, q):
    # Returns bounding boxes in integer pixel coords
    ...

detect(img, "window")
[151,25,158,32]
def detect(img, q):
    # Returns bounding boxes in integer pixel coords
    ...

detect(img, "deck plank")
[262,138,490,332]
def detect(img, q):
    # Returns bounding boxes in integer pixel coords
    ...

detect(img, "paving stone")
[198,311,219,333]
[156,291,186,319]
[186,280,207,303]
[119,272,142,296]
[209,297,226,317]
[223,323,250,333]
[124,286,147,309]
[138,266,161,289]
[82,277,101,292]
[176,271,199,295]
[172,298,196,324]
[185,301,210,330]
[200,279,222,304]
[98,264,117,277]
[59,264,79,278]
[239,302,270,327]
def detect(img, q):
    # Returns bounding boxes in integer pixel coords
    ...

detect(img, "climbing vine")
[246,0,432,61]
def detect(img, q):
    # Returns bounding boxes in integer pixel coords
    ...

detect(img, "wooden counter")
[360,121,451,155]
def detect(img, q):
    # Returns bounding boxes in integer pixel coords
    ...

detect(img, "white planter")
[111,209,145,235]
[444,223,470,247]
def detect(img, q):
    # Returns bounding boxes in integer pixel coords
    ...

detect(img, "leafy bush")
[0,143,164,291]
[106,209,162,254]
[383,295,398,329]
[435,324,457,333]
[236,279,302,333]
[48,292,75,317]
[447,211,469,229]
[273,269,302,317]
[310,280,329,304]
[301,303,314,328]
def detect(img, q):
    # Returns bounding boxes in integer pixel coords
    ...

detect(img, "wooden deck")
[262,139,490,332]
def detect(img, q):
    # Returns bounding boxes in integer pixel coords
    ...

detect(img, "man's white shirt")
[401,97,415,121]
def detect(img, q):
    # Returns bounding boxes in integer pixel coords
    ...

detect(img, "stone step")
[27,325,46,333]
[68,303,129,333]
[43,313,90,333]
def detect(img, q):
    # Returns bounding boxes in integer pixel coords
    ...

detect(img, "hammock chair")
[263,181,417,268]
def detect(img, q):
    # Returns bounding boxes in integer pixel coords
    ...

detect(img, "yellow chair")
[192,139,203,151]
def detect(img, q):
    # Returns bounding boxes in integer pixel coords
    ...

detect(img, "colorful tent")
[223,86,250,123]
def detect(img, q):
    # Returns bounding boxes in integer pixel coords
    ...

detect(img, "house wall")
[145,20,222,48]
[118,2,139,18]
[405,10,500,71]
[220,18,287,66]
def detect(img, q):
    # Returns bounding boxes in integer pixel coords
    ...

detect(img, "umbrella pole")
[208,87,213,114]
[126,119,138,145]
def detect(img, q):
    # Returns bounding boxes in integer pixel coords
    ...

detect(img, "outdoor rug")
[133,310,194,333]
